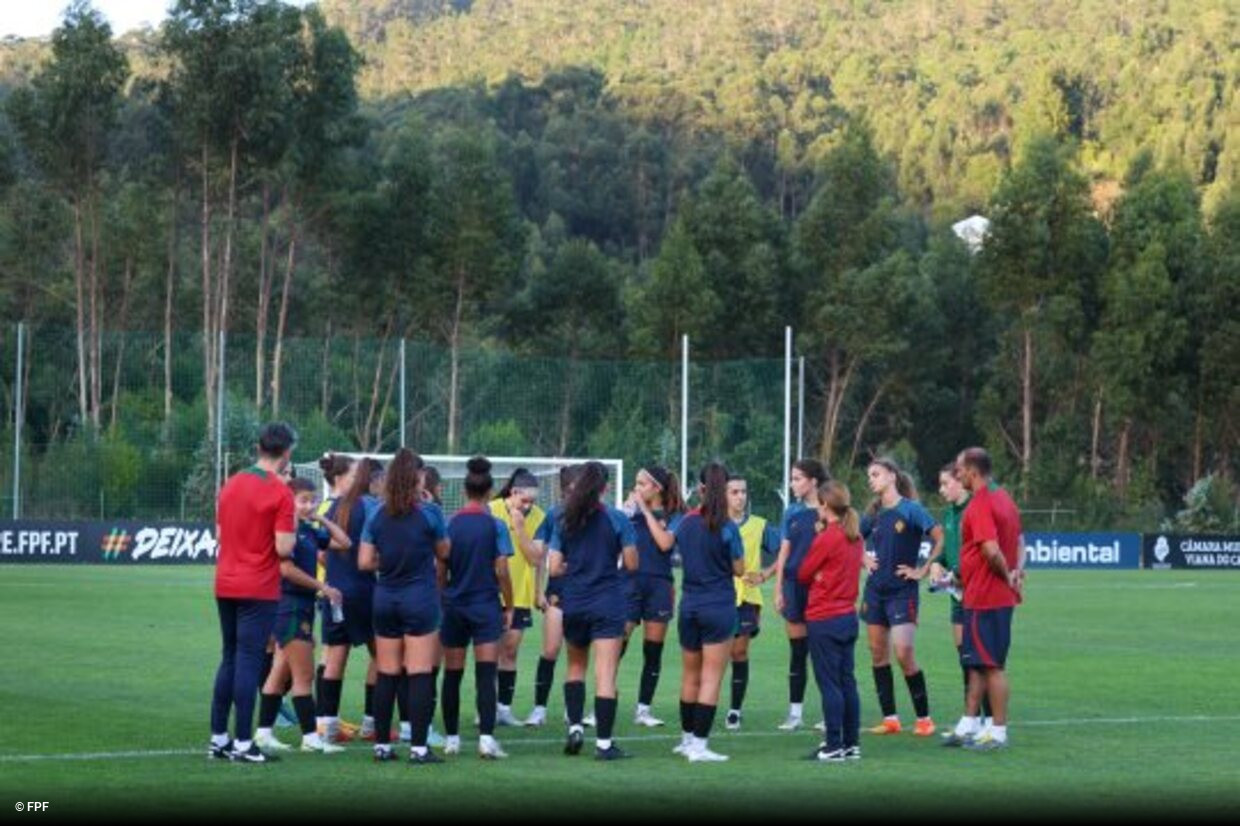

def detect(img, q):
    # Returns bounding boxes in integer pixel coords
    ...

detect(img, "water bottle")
[330,596,344,624]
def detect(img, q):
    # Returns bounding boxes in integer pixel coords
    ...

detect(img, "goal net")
[292,454,625,515]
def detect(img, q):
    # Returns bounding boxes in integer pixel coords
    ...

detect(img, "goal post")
[292,453,625,515]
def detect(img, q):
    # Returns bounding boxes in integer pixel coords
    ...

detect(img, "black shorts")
[960,606,1014,670]
[275,595,315,646]
[861,588,919,628]
[320,592,374,647]
[627,574,675,624]
[509,607,533,631]
[372,588,439,639]
[563,610,625,649]
[441,600,504,648]
[735,602,761,639]
[678,602,738,652]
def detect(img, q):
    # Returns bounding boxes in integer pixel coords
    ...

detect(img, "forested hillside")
[0,0,1235,527]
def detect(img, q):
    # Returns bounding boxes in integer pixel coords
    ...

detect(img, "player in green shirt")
[931,462,992,734]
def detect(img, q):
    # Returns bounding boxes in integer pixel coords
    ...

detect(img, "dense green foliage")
[1,566,1239,818]
[0,0,1236,526]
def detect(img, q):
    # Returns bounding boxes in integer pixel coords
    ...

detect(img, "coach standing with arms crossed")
[945,447,1023,752]
[209,423,300,763]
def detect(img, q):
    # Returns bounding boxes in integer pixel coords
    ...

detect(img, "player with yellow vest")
[489,468,546,727]
[725,474,780,731]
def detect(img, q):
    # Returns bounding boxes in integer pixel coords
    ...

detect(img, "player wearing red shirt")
[945,447,1024,752]
[797,480,865,762]
[209,423,298,764]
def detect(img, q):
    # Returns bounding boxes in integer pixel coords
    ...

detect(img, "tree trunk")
[88,192,102,430]
[254,181,272,410]
[163,175,179,433]
[1192,401,1203,483]
[819,350,856,466]
[1090,389,1103,480]
[1115,417,1132,502]
[109,257,134,431]
[558,346,578,456]
[320,317,332,419]
[446,266,466,453]
[217,135,239,372]
[360,321,392,452]
[847,379,888,470]
[201,139,215,437]
[72,198,89,430]
[270,224,297,418]
[375,352,399,450]
[1021,325,1034,499]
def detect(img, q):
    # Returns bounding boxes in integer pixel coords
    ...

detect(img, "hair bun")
[467,456,492,475]
[318,453,335,472]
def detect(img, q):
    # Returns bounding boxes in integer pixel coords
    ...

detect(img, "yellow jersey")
[489,499,545,610]
[734,515,776,607]
[314,498,334,582]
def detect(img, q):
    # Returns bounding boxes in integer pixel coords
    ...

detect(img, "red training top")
[960,485,1023,610]
[797,522,864,622]
[215,466,295,601]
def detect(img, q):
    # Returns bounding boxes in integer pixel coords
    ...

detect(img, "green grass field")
[2,566,1238,820]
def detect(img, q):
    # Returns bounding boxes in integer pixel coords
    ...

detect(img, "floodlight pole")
[798,355,805,461]
[400,338,407,448]
[681,334,689,493]
[783,326,792,508]
[12,322,24,519]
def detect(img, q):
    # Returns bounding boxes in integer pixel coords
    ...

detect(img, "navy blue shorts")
[780,578,809,624]
[320,592,374,647]
[627,574,675,624]
[510,607,533,631]
[372,588,439,639]
[950,597,965,625]
[545,577,564,605]
[861,588,919,628]
[678,602,738,652]
[275,595,315,646]
[960,606,1013,670]
[563,610,626,649]
[735,602,761,639]
[441,600,504,648]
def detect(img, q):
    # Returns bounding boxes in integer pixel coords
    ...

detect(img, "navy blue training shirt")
[325,494,379,598]
[284,520,330,598]
[861,498,937,594]
[548,504,636,612]
[445,503,514,604]
[674,509,744,607]
[361,503,447,591]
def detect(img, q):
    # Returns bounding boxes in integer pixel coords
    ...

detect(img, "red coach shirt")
[960,484,1023,610]
[797,522,864,622]
[215,466,295,601]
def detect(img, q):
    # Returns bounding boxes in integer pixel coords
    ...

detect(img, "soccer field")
[1,567,1238,820]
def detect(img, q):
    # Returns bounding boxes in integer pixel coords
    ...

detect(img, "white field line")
[4,714,1240,763]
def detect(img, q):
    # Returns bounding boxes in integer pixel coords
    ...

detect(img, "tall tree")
[6,0,128,431]
[978,134,1106,495]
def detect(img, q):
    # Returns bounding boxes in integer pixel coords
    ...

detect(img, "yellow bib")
[314,498,333,582]
[490,499,545,609]
[734,515,768,606]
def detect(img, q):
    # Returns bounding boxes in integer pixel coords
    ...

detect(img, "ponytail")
[562,461,608,536]
[663,471,685,515]
[464,456,493,501]
[820,480,861,542]
[698,462,729,533]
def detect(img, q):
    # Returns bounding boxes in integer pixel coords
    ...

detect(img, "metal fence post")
[680,334,689,492]
[12,322,24,519]
[797,355,805,461]
[215,329,226,492]
[782,326,792,508]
